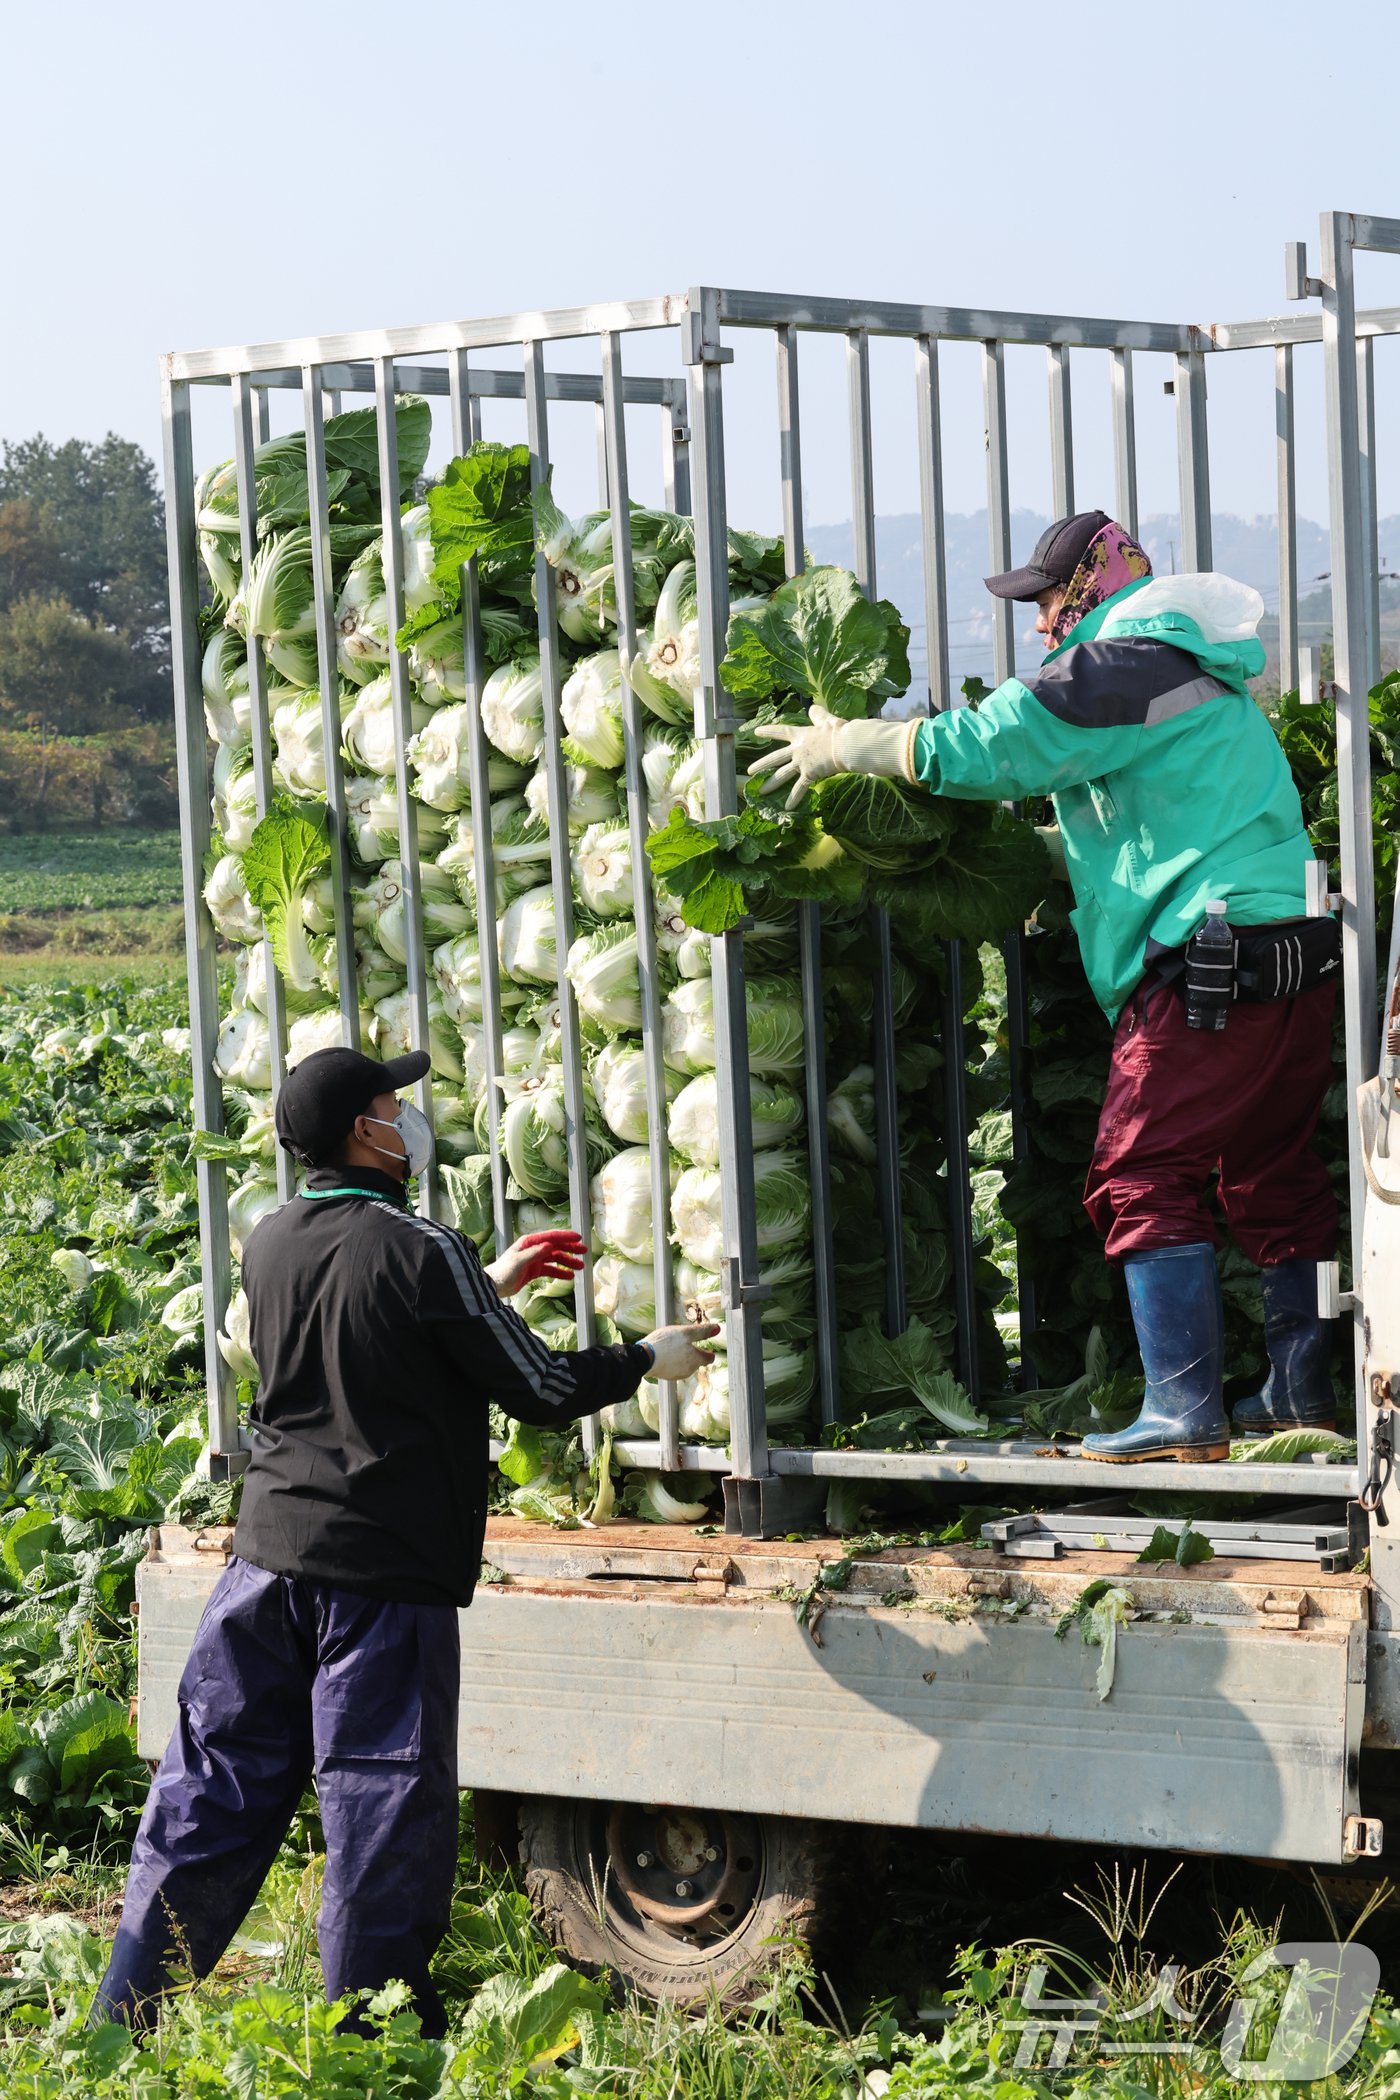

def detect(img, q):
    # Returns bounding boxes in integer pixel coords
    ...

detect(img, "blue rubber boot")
[1230,1257,1337,1435]
[1083,1243,1230,1463]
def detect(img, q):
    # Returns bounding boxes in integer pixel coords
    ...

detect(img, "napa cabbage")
[668,1071,803,1166]
[213,1006,272,1090]
[592,1253,656,1338]
[371,986,462,1082]
[480,655,546,764]
[561,649,625,771]
[572,821,634,918]
[500,884,558,987]
[202,629,251,747]
[527,759,620,834]
[566,924,641,1032]
[591,1039,678,1145]
[241,800,333,1013]
[589,1148,656,1264]
[203,854,263,945]
[343,673,429,779]
[671,1148,812,1272]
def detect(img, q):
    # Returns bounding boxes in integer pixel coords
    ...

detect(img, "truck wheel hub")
[607,1805,763,1937]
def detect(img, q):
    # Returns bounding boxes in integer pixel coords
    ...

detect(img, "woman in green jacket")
[751,512,1338,1462]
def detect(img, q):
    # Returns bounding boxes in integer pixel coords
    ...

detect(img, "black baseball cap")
[274,1046,430,1166]
[984,510,1111,601]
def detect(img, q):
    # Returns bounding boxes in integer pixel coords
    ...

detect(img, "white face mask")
[363,1101,434,1178]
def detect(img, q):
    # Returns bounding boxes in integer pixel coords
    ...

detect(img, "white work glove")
[641,1321,720,1382]
[747,706,920,810]
[1035,823,1068,882]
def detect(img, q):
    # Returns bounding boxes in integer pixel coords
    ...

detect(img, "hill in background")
[805,509,1400,700]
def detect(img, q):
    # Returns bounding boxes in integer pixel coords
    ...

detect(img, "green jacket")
[910,575,1311,1019]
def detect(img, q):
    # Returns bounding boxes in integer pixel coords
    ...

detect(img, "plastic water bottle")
[1184,900,1234,1031]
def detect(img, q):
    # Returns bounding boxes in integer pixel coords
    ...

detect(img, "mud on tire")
[518,1795,851,2009]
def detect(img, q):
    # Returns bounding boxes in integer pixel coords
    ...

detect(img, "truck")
[139,207,1400,2004]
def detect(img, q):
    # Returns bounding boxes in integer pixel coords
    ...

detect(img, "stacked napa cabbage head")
[195,427,824,1445]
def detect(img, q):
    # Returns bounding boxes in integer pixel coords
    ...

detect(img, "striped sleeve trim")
[369,1201,573,1404]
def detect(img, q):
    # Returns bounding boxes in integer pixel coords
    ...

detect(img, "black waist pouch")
[1233,915,1341,1002]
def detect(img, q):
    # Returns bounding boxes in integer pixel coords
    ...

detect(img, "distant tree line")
[0,436,176,830]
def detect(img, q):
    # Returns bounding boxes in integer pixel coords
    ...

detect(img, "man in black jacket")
[94,1046,715,2036]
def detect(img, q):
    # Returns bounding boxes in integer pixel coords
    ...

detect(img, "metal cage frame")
[162,217,1397,1593]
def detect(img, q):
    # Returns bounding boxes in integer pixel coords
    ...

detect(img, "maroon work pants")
[1082,977,1338,1264]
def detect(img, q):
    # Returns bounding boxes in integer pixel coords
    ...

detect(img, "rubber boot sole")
[1083,1441,1231,1465]
[1231,1420,1336,1439]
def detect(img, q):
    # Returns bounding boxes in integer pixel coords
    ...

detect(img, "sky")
[6,0,1400,557]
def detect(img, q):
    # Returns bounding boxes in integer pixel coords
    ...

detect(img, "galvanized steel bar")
[1110,349,1138,538]
[253,389,271,445]
[777,324,840,1425]
[610,1440,733,1474]
[1357,335,1382,692]
[162,365,240,1468]
[1174,350,1212,571]
[683,286,767,1482]
[230,374,295,1206]
[1342,210,1400,252]
[982,342,1014,683]
[716,288,1196,355]
[983,338,1037,1380]
[373,359,437,1217]
[848,328,906,1335]
[1319,214,1379,1264]
[665,381,692,516]
[1047,345,1074,515]
[766,1443,1359,1499]
[601,330,680,1467]
[523,339,599,1393]
[449,350,512,1252]
[251,361,681,406]
[303,370,361,1047]
[914,337,951,712]
[1275,345,1299,694]
[595,402,610,508]
[170,297,690,380]
[449,353,485,448]
[1208,300,1400,351]
[914,334,977,1392]
[846,330,878,591]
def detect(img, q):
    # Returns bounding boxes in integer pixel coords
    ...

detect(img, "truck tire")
[518,1795,846,2008]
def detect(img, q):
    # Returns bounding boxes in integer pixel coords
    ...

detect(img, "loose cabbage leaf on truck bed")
[840,1313,993,1437]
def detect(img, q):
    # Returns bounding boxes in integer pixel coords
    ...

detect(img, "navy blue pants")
[94,1556,461,2037]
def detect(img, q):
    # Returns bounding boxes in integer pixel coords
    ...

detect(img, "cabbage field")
[2,972,1398,2093]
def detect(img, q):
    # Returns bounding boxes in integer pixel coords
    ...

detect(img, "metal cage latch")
[1343,1814,1384,1860]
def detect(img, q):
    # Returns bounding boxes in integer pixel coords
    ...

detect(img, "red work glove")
[485,1229,587,1297]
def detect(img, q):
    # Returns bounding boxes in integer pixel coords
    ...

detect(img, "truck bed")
[137,1517,1381,1866]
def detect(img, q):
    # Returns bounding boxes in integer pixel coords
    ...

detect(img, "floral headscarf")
[1049,521,1152,647]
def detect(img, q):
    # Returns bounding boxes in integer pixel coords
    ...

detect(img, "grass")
[0,827,186,986]
[0,828,183,913]
[0,952,184,988]
[1,1836,1397,2095]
